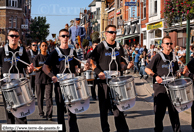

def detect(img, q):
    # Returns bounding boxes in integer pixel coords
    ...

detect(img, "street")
[0,73,192,132]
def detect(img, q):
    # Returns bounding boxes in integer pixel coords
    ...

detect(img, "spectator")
[75,43,84,60]
[139,54,148,79]
[143,45,148,54]
[123,44,129,61]
[132,47,136,62]
[134,50,140,73]
[151,51,156,60]
[178,46,186,64]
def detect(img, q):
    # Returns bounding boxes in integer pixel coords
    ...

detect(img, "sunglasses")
[9,35,19,38]
[32,44,37,46]
[164,43,173,45]
[60,35,69,38]
[107,31,117,34]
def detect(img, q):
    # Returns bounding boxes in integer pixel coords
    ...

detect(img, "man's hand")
[182,65,189,75]
[27,63,34,73]
[156,76,163,84]
[98,72,106,80]
[52,76,58,83]
[83,62,90,71]
[127,62,134,69]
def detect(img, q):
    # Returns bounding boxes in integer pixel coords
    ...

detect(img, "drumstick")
[73,57,86,65]
[16,58,38,70]
[121,56,130,64]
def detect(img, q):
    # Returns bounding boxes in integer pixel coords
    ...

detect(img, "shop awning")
[116,34,139,41]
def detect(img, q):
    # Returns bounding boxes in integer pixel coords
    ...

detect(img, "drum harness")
[0,48,35,111]
[102,41,121,107]
[157,51,180,96]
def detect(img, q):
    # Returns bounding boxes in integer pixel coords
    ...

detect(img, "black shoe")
[40,115,44,118]
[140,75,143,79]
[47,117,52,121]
[144,75,148,80]
[108,110,114,115]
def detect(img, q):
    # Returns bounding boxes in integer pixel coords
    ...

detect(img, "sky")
[31,0,93,40]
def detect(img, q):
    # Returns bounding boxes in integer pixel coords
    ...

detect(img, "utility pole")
[186,18,190,64]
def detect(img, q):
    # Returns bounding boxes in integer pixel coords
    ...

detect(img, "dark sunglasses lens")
[166,43,173,45]
[32,45,37,46]
[9,35,19,38]
[107,31,117,34]
[61,35,69,38]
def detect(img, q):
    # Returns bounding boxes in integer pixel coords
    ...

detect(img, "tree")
[29,16,50,42]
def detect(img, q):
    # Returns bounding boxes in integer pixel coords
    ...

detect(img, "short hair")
[162,36,171,43]
[92,38,100,44]
[8,28,19,34]
[59,28,69,34]
[31,41,37,45]
[105,25,116,31]
[40,41,48,46]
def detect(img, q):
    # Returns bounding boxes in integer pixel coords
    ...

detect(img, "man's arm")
[42,64,57,83]
[145,67,162,84]
[80,27,86,38]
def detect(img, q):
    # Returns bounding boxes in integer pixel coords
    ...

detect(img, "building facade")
[0,0,31,46]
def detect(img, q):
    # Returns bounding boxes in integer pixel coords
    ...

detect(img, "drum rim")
[109,75,134,85]
[59,76,86,85]
[167,78,193,89]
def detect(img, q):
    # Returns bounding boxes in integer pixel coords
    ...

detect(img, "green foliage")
[29,16,50,42]
[164,0,194,27]
[82,39,89,48]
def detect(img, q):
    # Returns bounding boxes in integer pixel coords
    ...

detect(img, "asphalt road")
[0,73,192,132]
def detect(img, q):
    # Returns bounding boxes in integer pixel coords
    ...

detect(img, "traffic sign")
[125,2,139,6]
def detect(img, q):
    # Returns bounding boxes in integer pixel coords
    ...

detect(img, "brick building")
[0,0,31,46]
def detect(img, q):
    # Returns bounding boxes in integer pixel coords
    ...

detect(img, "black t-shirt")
[187,58,194,74]
[44,47,79,75]
[90,41,125,74]
[146,52,179,96]
[27,50,38,63]
[34,54,52,84]
[0,45,30,75]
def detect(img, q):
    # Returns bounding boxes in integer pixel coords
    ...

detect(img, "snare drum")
[84,70,96,81]
[59,76,90,104]
[1,78,35,111]
[167,78,194,107]
[109,75,136,103]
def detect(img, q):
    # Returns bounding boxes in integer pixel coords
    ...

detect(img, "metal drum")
[1,78,35,111]
[109,75,136,103]
[59,76,90,104]
[57,73,75,81]
[167,78,194,107]
[84,70,96,81]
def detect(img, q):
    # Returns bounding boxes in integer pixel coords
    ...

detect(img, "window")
[13,17,17,28]
[143,0,146,19]
[154,0,157,14]
[143,31,146,40]
[117,0,123,8]
[117,17,119,28]
[9,17,13,28]
[128,7,131,21]
[96,8,100,20]
[155,29,162,38]
[8,0,18,7]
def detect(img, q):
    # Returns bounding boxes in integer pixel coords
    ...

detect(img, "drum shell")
[1,78,34,109]
[109,76,136,102]
[167,78,194,107]
[84,70,96,81]
[59,76,90,104]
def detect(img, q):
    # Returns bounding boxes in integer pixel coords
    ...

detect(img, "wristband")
[94,68,102,75]
[153,73,158,79]
[124,65,128,70]
[48,72,55,78]
[80,68,84,73]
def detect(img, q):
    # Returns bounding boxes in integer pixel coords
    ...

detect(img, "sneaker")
[144,75,148,80]
[46,116,52,121]
[140,75,143,79]
[40,115,44,118]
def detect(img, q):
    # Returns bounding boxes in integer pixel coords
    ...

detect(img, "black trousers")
[30,76,35,94]
[36,83,53,118]
[54,83,79,132]
[88,80,96,99]
[2,94,27,132]
[154,93,181,132]
[97,80,129,132]
[191,101,194,129]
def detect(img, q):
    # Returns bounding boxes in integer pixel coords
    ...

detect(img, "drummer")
[27,41,39,94]
[0,29,34,129]
[42,28,89,132]
[86,39,100,100]
[145,36,181,132]
[89,25,133,132]
[33,41,53,120]
[182,58,194,132]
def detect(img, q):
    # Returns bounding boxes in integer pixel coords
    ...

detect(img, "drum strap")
[158,51,177,63]
[55,46,74,58]
[4,44,23,56]
[102,41,120,50]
